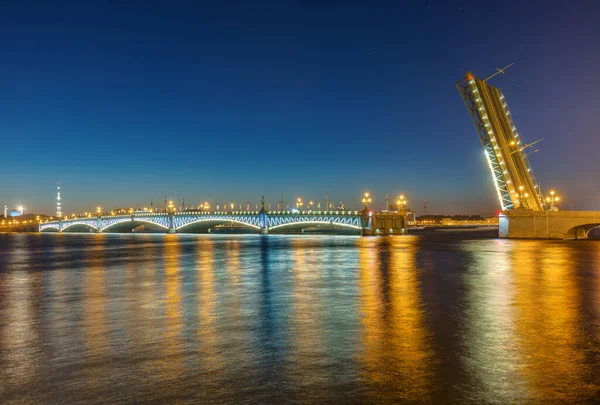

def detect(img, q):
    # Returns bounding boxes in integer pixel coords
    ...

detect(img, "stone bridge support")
[361,210,408,236]
[167,213,176,234]
[501,208,600,239]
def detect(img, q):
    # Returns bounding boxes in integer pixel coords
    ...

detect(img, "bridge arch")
[565,223,600,240]
[176,218,261,232]
[40,224,60,232]
[61,222,98,232]
[269,220,362,232]
[101,218,169,233]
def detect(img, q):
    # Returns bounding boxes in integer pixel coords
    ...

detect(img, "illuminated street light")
[96,206,102,215]
[297,198,303,210]
[546,190,560,210]
[397,195,407,211]
[362,192,372,209]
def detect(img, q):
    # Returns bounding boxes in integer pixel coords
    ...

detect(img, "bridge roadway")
[39,209,408,236]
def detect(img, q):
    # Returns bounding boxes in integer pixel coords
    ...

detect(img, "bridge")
[40,202,409,236]
[457,71,599,239]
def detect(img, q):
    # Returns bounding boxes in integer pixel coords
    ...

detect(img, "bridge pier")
[258,201,268,234]
[502,208,600,239]
[361,210,408,236]
[167,213,176,234]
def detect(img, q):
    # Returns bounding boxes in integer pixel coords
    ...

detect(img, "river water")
[0,233,599,404]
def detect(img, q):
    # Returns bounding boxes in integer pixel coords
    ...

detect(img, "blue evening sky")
[1,0,599,215]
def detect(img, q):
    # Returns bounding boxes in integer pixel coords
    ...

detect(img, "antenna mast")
[484,62,515,82]
[56,182,62,218]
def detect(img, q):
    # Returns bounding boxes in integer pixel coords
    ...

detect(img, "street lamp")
[96,206,102,216]
[546,190,560,210]
[397,195,407,211]
[362,192,372,209]
[309,201,314,211]
[297,198,303,210]
[168,200,175,213]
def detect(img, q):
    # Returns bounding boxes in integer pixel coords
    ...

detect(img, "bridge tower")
[95,206,103,232]
[258,196,268,234]
[167,200,176,233]
[456,71,546,211]
[56,182,62,218]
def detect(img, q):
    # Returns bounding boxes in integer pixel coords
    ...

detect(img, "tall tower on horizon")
[56,182,62,218]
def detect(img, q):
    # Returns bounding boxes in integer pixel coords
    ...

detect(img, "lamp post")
[297,198,303,211]
[545,190,560,210]
[309,201,314,211]
[397,195,407,211]
[362,192,372,209]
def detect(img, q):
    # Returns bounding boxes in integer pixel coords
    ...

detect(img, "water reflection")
[0,238,41,400]
[83,236,108,355]
[511,242,598,402]
[0,234,599,404]
[161,237,184,382]
[460,240,600,403]
[461,240,526,403]
[358,237,435,402]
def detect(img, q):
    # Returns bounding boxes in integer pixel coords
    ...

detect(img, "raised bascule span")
[457,69,600,239]
[456,71,545,211]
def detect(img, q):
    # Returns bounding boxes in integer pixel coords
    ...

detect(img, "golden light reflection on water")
[195,238,223,374]
[225,239,241,285]
[511,241,597,402]
[83,235,108,355]
[160,236,184,380]
[288,238,327,385]
[358,237,435,402]
[461,240,526,402]
[0,239,40,389]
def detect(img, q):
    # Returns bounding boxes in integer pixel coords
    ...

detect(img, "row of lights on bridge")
[45,192,414,223]
[40,188,565,225]
[514,186,561,209]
